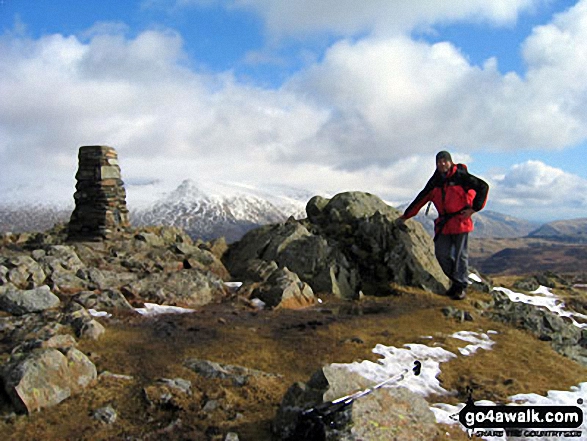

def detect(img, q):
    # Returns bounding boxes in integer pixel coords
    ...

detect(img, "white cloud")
[193,0,539,38]
[2,1,587,223]
[490,160,587,219]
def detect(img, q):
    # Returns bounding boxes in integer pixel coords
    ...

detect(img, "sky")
[1,0,587,222]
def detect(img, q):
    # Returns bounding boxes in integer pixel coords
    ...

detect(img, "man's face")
[436,158,453,174]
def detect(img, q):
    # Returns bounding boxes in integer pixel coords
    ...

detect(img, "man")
[398,151,489,300]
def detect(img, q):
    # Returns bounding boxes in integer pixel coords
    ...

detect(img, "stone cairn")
[68,146,130,241]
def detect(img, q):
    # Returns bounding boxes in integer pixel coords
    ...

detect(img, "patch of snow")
[494,286,587,329]
[250,298,266,310]
[88,309,112,318]
[134,303,195,316]
[342,343,457,396]
[432,383,587,441]
[450,331,495,356]
[469,273,483,283]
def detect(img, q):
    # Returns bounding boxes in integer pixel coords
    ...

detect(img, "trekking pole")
[302,360,422,418]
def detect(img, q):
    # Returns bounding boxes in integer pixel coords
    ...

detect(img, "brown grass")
[1,286,586,440]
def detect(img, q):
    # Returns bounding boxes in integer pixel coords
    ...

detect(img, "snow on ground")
[494,286,587,329]
[134,303,195,316]
[341,282,587,439]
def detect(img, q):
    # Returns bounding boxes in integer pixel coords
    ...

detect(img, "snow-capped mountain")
[130,179,310,242]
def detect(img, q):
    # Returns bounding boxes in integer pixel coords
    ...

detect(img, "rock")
[240,259,279,282]
[252,267,316,309]
[468,270,492,293]
[79,319,106,340]
[134,232,166,248]
[0,285,60,315]
[144,378,197,411]
[179,247,231,280]
[490,289,587,365]
[125,269,228,308]
[319,191,399,225]
[42,245,86,273]
[184,359,279,387]
[3,256,46,288]
[442,306,474,322]
[72,289,134,312]
[92,405,117,424]
[63,303,105,339]
[225,191,449,298]
[305,195,329,223]
[273,363,438,440]
[3,347,97,413]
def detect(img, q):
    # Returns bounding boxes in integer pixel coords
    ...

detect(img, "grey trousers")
[434,233,469,288]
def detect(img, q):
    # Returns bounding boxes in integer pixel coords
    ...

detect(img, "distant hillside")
[0,205,71,234]
[404,206,537,239]
[528,218,587,243]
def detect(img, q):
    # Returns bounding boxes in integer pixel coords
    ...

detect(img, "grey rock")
[0,285,60,315]
[490,289,587,365]
[184,358,279,387]
[125,269,227,308]
[3,347,97,413]
[72,289,133,312]
[79,319,106,340]
[273,363,438,440]
[93,405,117,424]
[143,378,195,411]
[225,191,449,298]
[252,267,316,309]
[240,259,279,282]
[5,256,46,288]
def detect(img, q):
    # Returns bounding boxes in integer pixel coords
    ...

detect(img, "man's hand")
[395,217,409,232]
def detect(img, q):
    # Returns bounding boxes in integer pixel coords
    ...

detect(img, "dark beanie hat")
[436,150,452,162]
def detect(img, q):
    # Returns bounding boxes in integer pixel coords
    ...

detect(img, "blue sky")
[1,0,587,222]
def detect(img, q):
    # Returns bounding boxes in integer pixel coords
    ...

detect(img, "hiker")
[397,151,489,300]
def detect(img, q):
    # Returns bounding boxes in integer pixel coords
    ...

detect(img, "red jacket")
[402,163,489,236]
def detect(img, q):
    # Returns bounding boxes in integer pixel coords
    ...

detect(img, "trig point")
[68,146,130,241]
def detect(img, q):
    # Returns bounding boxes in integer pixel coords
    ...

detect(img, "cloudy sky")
[1,0,587,222]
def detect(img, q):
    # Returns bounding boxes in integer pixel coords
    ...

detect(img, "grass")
[1,284,586,440]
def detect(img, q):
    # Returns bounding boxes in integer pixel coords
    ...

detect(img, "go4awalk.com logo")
[455,396,584,438]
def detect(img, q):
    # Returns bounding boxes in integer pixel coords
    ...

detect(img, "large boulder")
[273,363,438,440]
[3,347,97,413]
[224,191,449,298]
[252,267,316,309]
[124,269,228,308]
[0,285,60,315]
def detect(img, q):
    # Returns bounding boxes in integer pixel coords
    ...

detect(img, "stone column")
[68,146,130,241]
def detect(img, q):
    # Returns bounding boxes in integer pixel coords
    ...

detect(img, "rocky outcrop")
[489,289,587,366]
[273,363,438,440]
[224,191,449,299]
[0,224,237,417]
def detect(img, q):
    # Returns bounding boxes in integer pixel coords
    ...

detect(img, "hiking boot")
[451,286,467,300]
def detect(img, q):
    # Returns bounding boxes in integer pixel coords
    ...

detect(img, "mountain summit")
[131,179,308,242]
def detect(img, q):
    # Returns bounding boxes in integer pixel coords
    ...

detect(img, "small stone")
[93,405,117,424]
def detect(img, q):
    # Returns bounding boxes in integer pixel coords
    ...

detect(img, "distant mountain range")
[528,218,587,243]
[1,180,585,244]
[406,205,539,239]
[130,180,308,242]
